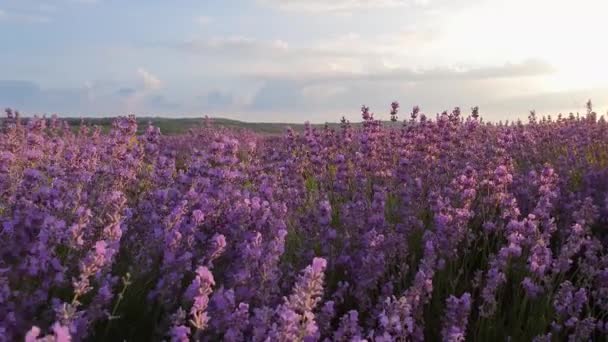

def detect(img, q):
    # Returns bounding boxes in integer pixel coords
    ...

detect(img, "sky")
[0,0,607,123]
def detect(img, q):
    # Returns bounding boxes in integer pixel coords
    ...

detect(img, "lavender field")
[1,104,608,341]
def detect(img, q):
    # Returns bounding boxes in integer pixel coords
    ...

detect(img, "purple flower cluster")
[1,104,608,340]
[441,293,472,342]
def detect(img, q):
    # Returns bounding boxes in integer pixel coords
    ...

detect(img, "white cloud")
[258,0,424,12]
[173,36,293,65]
[137,68,162,91]
[249,59,555,86]
[172,32,552,83]
[0,0,100,24]
[273,39,289,50]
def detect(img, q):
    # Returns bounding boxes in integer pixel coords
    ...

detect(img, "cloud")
[0,78,183,116]
[243,58,561,122]
[113,69,165,114]
[153,31,559,121]
[451,59,555,79]
[380,59,555,81]
[248,59,555,84]
[0,80,95,114]
[482,87,608,117]
[137,68,162,91]
[0,0,100,24]
[257,0,427,12]
[2,76,602,122]
[167,31,553,84]
[163,33,434,79]
[174,36,290,59]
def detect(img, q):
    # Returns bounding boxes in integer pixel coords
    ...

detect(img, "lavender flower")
[186,266,215,332]
[441,293,472,342]
[2,106,608,340]
[271,257,327,341]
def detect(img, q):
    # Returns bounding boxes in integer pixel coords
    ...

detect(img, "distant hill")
[1,116,402,135]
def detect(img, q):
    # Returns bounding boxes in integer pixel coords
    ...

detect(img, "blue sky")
[1,0,607,122]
